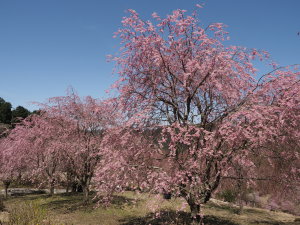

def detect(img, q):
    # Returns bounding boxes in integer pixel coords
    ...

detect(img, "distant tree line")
[0,97,32,125]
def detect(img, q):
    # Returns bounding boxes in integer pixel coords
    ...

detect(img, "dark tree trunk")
[236,173,244,215]
[190,202,201,225]
[3,181,11,199]
[238,199,244,215]
[82,184,89,202]
[0,196,4,211]
[4,187,8,199]
[49,180,55,196]
[80,174,91,202]
[187,198,202,225]
[66,171,74,194]
[81,178,90,202]
[71,181,78,192]
[65,178,72,193]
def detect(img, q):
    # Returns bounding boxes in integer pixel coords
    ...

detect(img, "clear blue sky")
[0,0,299,111]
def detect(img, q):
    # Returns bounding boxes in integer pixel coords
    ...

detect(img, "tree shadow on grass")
[19,194,53,201]
[120,210,239,225]
[41,193,138,213]
[205,201,266,215]
[249,221,300,225]
[205,201,238,214]
[109,195,140,208]
[42,197,81,212]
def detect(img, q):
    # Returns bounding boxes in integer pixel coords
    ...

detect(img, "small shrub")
[163,192,172,200]
[0,196,5,211]
[217,189,237,203]
[243,192,261,207]
[8,202,50,225]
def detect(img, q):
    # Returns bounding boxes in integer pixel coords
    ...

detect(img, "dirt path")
[0,188,66,196]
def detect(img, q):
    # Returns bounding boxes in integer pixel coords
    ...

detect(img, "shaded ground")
[121,213,299,225]
[0,191,298,225]
[120,211,239,225]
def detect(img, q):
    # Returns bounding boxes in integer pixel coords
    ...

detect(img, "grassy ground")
[0,191,299,225]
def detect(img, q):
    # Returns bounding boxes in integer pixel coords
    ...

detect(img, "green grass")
[0,192,298,225]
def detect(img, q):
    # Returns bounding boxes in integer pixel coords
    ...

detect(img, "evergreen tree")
[11,106,31,123]
[0,98,12,124]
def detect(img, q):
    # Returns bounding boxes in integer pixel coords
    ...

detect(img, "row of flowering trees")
[0,92,117,201]
[0,6,299,224]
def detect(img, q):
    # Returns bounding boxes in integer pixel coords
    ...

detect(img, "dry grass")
[0,192,298,225]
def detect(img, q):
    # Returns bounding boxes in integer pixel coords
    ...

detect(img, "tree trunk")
[238,200,244,215]
[236,177,244,214]
[66,172,74,194]
[3,181,11,199]
[4,186,8,199]
[0,195,4,211]
[66,180,71,193]
[81,176,91,202]
[237,191,244,215]
[49,180,55,196]
[71,181,78,192]
[82,184,89,202]
[188,200,202,225]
